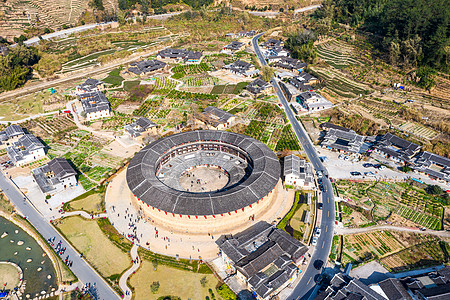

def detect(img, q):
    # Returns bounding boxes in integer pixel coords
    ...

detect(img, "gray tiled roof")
[413,151,450,181]
[125,117,157,137]
[48,158,76,179]
[128,59,166,75]
[321,128,365,153]
[216,221,307,299]
[378,278,412,300]
[6,134,45,163]
[374,133,421,161]
[79,91,111,114]
[224,41,244,51]
[275,57,307,71]
[157,48,202,60]
[246,78,270,94]
[126,131,280,215]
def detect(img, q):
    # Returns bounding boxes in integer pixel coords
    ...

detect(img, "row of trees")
[314,0,449,71]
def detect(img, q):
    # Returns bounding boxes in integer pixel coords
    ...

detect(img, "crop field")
[102,69,125,87]
[151,76,178,94]
[380,240,446,272]
[275,125,301,151]
[181,75,219,86]
[335,180,444,229]
[340,231,445,270]
[166,90,218,101]
[312,67,371,98]
[397,121,439,140]
[171,63,211,79]
[133,98,163,116]
[316,40,365,69]
[211,82,249,95]
[244,121,300,151]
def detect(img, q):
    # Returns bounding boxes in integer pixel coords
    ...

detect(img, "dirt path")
[335,225,450,238]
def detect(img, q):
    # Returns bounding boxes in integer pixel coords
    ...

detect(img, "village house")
[32,157,77,194]
[78,91,111,121]
[6,134,46,166]
[0,125,25,148]
[297,91,333,112]
[194,106,236,130]
[127,59,166,76]
[156,48,202,63]
[284,155,314,188]
[223,60,260,77]
[274,57,307,74]
[246,78,272,95]
[321,127,366,154]
[216,221,307,300]
[124,117,157,143]
[289,72,318,91]
[75,78,104,95]
[221,41,246,54]
[412,151,450,184]
[373,133,421,164]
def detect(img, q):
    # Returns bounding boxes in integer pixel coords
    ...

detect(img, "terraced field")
[312,67,371,98]
[397,121,439,140]
[316,40,365,69]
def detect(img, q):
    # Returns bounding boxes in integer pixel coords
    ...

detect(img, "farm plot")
[312,68,371,98]
[275,125,301,151]
[181,75,219,86]
[380,240,445,272]
[316,40,364,69]
[151,76,178,94]
[341,231,404,266]
[394,206,441,230]
[398,121,439,140]
[133,98,163,116]
[171,63,211,79]
[357,98,401,118]
[166,90,218,101]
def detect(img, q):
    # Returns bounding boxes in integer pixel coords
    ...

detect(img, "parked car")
[338,154,345,160]
[311,236,318,246]
[363,163,373,168]
[350,171,361,176]
[315,227,321,237]
[364,171,375,177]
[318,203,323,210]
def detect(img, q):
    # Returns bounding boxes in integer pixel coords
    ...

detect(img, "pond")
[0,216,57,298]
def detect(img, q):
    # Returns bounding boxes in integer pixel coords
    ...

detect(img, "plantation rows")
[166,89,218,101]
[395,206,442,230]
[381,241,444,272]
[152,76,178,95]
[398,121,438,140]
[275,125,300,151]
[314,69,370,98]
[182,76,219,86]
[147,108,170,119]
[108,97,126,109]
[171,63,211,79]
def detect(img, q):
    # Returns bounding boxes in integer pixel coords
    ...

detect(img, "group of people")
[47,236,73,267]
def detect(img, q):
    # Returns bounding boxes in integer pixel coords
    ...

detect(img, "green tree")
[261,66,275,82]
[426,185,442,195]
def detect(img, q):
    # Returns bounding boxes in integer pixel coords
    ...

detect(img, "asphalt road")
[0,172,120,300]
[252,33,335,300]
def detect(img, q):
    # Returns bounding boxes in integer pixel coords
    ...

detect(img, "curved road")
[252,33,335,300]
[0,172,120,299]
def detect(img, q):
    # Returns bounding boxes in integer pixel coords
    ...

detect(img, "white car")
[315,228,321,237]
[311,236,318,246]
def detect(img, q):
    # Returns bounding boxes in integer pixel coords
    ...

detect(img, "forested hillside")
[315,0,449,71]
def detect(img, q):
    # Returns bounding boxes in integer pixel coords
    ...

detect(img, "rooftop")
[79,91,111,114]
[246,78,271,94]
[126,130,280,215]
[128,59,166,75]
[32,158,77,193]
[283,155,313,183]
[195,106,235,128]
[6,134,45,163]
[374,133,421,161]
[124,117,157,138]
[322,128,366,153]
[216,221,307,299]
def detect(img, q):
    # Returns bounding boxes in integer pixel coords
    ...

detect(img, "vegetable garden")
[171,63,211,79]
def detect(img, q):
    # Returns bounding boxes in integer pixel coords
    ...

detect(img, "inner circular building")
[126,130,281,233]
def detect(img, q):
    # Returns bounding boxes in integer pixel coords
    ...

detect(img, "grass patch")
[55,216,131,277]
[129,261,221,300]
[102,69,124,86]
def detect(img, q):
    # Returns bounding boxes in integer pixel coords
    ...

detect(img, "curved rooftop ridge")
[126,130,280,216]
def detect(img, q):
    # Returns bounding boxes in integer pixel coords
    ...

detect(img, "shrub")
[151,281,160,293]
